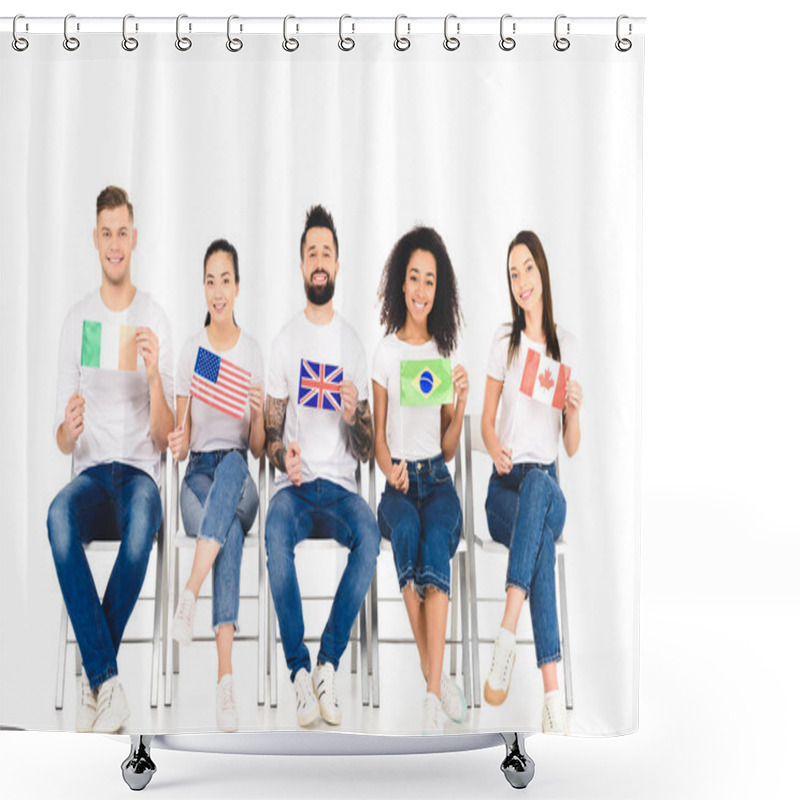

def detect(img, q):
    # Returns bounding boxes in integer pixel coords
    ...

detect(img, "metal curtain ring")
[176,14,192,51]
[443,14,460,51]
[283,15,299,52]
[338,14,355,51]
[63,13,80,51]
[499,14,515,51]
[615,15,632,52]
[12,15,29,52]
[553,14,570,51]
[226,15,243,52]
[122,14,138,51]
[394,15,410,51]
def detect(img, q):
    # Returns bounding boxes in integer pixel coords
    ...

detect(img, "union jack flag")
[298,359,343,412]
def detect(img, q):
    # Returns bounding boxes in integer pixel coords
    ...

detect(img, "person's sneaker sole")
[93,709,130,734]
[483,653,516,706]
[296,703,320,727]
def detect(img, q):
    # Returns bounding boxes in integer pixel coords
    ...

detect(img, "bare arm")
[266,395,288,472]
[440,364,469,462]
[372,382,393,480]
[562,379,582,457]
[346,399,374,462]
[482,375,513,475]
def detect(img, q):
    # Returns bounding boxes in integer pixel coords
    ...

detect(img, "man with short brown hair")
[47,186,174,733]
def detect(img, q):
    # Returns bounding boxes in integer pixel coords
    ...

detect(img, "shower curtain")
[0,16,644,738]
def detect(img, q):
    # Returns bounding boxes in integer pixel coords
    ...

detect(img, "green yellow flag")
[400,358,453,406]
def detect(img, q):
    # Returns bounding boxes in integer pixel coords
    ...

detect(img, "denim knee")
[46,494,74,561]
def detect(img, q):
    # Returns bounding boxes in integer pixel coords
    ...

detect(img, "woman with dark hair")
[481,231,583,734]
[373,226,469,734]
[168,239,265,732]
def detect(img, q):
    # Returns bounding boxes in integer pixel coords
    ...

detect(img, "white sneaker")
[542,690,567,734]
[484,629,516,706]
[92,677,130,733]
[293,668,320,727]
[172,589,197,645]
[216,674,238,732]
[76,668,97,733]
[312,662,342,726]
[440,673,467,723]
[421,692,445,735]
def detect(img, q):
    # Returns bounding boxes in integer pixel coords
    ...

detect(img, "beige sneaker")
[484,630,516,706]
[76,668,97,733]
[542,690,567,734]
[312,662,342,726]
[93,676,130,733]
[216,674,238,732]
[293,668,320,727]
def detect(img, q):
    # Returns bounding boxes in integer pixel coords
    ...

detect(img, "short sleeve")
[266,330,289,399]
[371,337,389,389]
[486,326,509,382]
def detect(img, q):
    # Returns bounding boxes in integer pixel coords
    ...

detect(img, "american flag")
[298,359,343,412]
[191,346,252,420]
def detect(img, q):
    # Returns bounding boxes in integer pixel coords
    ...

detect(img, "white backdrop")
[1,18,642,737]
[1,0,799,798]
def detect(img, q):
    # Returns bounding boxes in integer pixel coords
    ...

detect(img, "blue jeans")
[47,462,162,691]
[485,463,566,667]
[180,449,258,632]
[264,479,380,680]
[377,454,462,598]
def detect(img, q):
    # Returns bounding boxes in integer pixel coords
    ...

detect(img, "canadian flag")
[519,348,571,410]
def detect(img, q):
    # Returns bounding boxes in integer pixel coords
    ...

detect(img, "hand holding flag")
[564,380,583,418]
[493,445,513,476]
[390,460,409,494]
[62,391,85,448]
[167,424,188,463]
[340,379,358,425]
[285,441,302,486]
[452,364,469,405]
[135,327,160,380]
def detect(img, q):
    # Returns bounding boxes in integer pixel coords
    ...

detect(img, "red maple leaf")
[538,368,555,390]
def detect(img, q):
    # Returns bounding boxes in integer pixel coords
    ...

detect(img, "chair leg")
[74,638,81,677]
[149,529,164,708]
[171,549,180,676]
[450,556,459,677]
[359,600,369,707]
[350,619,358,675]
[257,545,266,707]
[370,567,380,708]
[268,582,278,708]
[459,551,473,708]
[55,602,69,710]
[558,551,574,710]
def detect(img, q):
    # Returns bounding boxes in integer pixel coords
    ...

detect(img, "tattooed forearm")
[266,396,288,472]
[346,400,374,462]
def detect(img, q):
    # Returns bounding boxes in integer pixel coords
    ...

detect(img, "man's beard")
[304,271,335,305]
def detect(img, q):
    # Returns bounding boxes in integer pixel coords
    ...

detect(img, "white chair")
[266,461,371,708]
[54,452,168,710]
[164,453,267,707]
[367,443,475,710]
[462,413,574,710]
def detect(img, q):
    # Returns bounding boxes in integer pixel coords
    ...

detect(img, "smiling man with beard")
[263,205,379,728]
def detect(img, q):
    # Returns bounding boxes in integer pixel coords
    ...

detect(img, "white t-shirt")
[486,324,578,466]
[176,328,264,453]
[372,333,452,461]
[267,311,369,494]
[53,289,174,484]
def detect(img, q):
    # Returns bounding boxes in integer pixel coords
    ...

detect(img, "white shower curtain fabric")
[0,28,643,736]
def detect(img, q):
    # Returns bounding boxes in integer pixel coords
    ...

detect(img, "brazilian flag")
[400,358,453,406]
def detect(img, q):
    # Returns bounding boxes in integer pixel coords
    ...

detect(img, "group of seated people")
[48,186,583,736]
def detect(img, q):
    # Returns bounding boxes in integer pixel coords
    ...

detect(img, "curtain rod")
[2,16,646,37]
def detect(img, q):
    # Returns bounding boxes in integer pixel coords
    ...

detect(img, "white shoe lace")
[295,672,316,711]
[95,681,115,719]
[422,694,444,733]
[316,665,339,709]
[173,590,196,637]
[488,640,514,689]
[440,673,465,722]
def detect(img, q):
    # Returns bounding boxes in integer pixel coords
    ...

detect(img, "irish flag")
[519,348,571,410]
[400,358,453,406]
[81,320,138,371]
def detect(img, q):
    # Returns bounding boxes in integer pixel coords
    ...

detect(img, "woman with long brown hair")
[481,230,583,733]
